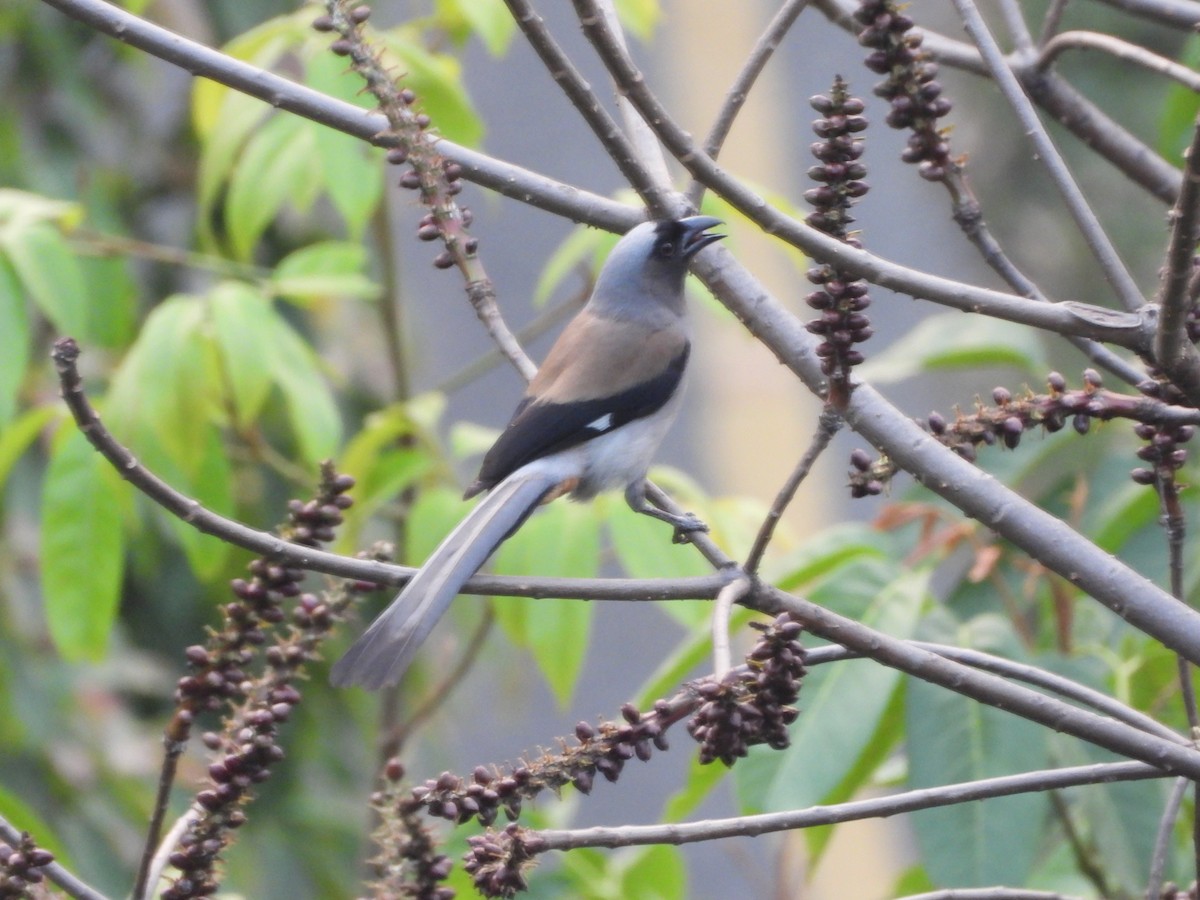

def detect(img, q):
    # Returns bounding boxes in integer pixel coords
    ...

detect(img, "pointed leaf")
[1,220,88,338]
[270,241,380,304]
[262,307,343,464]
[225,115,319,260]
[208,282,277,427]
[495,502,599,706]
[40,427,125,661]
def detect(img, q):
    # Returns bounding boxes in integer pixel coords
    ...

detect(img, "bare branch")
[502,0,672,213]
[1089,0,1200,30]
[1148,777,1190,898]
[744,407,842,574]
[1155,117,1200,382]
[806,642,1183,742]
[898,891,1084,900]
[687,0,810,206]
[535,760,1163,850]
[759,586,1200,777]
[49,338,730,603]
[1039,30,1200,93]
[951,0,1145,314]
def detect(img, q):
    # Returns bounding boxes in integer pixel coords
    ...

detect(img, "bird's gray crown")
[589,216,723,323]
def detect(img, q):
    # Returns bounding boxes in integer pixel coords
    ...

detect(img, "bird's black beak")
[679,215,725,259]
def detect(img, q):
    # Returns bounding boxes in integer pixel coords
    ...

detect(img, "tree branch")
[1039,30,1200,93]
[950,0,1145,315]
[686,0,810,206]
[49,337,730,603]
[1155,116,1200,383]
[534,760,1162,850]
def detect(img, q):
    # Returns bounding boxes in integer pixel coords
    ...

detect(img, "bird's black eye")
[655,240,675,258]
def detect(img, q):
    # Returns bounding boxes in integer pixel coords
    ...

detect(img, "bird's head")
[591,215,724,320]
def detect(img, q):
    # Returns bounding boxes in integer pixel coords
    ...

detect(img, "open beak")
[679,215,726,259]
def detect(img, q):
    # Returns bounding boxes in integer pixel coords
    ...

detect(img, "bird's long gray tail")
[331,470,559,690]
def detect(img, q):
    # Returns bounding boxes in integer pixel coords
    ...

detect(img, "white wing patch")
[587,413,613,433]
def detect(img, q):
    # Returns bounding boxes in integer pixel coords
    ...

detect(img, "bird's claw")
[671,513,709,544]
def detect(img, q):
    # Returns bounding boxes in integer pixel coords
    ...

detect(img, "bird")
[331,215,725,690]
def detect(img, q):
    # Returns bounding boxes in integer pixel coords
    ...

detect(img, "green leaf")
[0,259,28,425]
[377,30,484,147]
[261,306,343,464]
[208,281,277,427]
[161,427,234,581]
[107,295,220,474]
[1,220,88,338]
[1158,35,1200,161]
[857,312,1046,384]
[617,844,685,899]
[613,0,661,40]
[770,523,890,592]
[270,241,380,304]
[1090,480,1161,553]
[0,404,57,488]
[437,0,516,56]
[735,569,928,813]
[224,114,319,260]
[40,427,125,661]
[306,55,385,238]
[495,501,599,706]
[906,618,1049,888]
[77,252,138,348]
[195,90,268,250]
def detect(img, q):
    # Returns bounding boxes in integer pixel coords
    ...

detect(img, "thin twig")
[591,0,674,189]
[41,0,1152,350]
[1148,776,1190,898]
[1155,117,1200,381]
[759,585,1200,776]
[49,336,730,601]
[686,0,810,207]
[711,577,751,677]
[144,807,199,899]
[380,605,496,758]
[1048,789,1114,895]
[1039,30,1200,93]
[1037,0,1073,45]
[534,760,1163,850]
[995,0,1036,55]
[132,738,186,900]
[502,0,672,215]
[0,813,110,900]
[805,642,1184,742]
[744,407,842,574]
[1088,0,1200,30]
[566,0,1153,350]
[950,0,1145,314]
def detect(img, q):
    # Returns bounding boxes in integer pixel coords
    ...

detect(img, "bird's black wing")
[466,343,689,496]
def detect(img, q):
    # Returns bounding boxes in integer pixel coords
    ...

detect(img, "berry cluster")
[688,615,806,766]
[162,468,363,898]
[0,834,54,898]
[847,370,1200,495]
[464,825,545,899]
[856,0,953,180]
[410,699,679,828]
[368,758,456,900]
[314,2,476,273]
[804,78,873,403]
